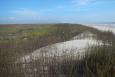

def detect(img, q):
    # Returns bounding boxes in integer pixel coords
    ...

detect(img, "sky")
[0,0,115,24]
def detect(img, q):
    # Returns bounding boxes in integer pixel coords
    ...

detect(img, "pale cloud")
[39,5,65,12]
[0,17,16,20]
[9,7,65,21]
[73,0,98,5]
[78,0,91,5]
[9,8,41,21]
[73,0,113,6]
[8,17,16,20]
[11,8,39,17]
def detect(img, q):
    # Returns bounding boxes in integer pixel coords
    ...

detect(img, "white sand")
[16,31,103,63]
[86,24,115,34]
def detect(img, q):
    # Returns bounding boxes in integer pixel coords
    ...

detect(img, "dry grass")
[0,24,114,77]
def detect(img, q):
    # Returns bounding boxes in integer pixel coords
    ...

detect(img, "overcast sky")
[0,0,115,24]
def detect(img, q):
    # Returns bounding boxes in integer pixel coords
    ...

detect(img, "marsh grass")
[0,24,115,77]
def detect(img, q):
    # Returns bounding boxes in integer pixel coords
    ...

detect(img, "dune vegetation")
[0,24,114,77]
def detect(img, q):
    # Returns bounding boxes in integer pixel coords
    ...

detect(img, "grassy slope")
[0,24,99,60]
[84,31,115,77]
[0,24,114,77]
[52,30,115,77]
